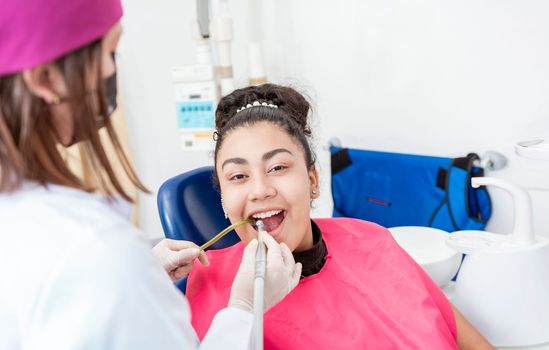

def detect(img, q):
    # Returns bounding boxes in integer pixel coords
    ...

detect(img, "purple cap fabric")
[0,0,123,75]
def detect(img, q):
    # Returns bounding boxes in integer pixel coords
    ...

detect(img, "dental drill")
[198,218,266,348]
[253,220,267,350]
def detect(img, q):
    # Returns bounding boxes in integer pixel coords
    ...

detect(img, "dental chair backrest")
[330,146,492,232]
[157,166,239,291]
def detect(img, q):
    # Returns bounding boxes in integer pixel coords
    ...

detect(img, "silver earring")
[220,198,228,219]
[312,189,317,195]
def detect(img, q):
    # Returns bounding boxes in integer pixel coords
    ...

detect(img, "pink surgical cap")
[0,0,123,75]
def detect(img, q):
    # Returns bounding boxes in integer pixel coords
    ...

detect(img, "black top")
[292,220,328,278]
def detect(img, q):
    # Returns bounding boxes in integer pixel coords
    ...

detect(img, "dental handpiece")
[253,220,266,350]
[255,220,267,279]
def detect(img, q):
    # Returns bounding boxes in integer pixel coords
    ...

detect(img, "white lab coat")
[0,183,253,350]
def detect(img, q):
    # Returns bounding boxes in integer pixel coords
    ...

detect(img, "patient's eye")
[229,174,247,181]
[269,165,287,173]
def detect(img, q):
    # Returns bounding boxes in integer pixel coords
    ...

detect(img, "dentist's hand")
[228,232,302,313]
[152,239,209,281]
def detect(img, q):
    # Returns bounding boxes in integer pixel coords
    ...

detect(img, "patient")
[186,84,493,349]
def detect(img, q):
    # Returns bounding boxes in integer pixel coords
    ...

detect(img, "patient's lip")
[247,207,285,220]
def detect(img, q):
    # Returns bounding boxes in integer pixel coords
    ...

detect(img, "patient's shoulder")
[314,217,404,261]
[314,217,391,240]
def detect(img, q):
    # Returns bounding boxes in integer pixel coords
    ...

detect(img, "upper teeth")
[252,210,282,219]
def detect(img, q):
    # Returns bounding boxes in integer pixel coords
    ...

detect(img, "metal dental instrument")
[199,219,254,251]
[199,217,265,349]
[253,220,267,350]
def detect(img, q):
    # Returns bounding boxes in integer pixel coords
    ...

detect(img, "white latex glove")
[152,239,209,281]
[228,232,302,313]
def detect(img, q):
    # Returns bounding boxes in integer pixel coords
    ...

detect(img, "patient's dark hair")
[213,83,315,185]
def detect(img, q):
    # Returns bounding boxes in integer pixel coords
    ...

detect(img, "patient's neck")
[292,220,327,278]
[294,219,314,252]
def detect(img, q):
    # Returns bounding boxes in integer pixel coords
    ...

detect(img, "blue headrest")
[157,166,240,249]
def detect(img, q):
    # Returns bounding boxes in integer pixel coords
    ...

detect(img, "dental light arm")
[196,0,210,38]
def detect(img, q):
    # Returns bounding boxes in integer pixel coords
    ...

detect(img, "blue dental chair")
[157,166,240,292]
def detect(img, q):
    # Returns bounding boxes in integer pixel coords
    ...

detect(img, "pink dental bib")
[187,218,457,349]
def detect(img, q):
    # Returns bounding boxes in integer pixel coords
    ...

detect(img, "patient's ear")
[22,64,64,105]
[23,64,75,146]
[308,165,320,199]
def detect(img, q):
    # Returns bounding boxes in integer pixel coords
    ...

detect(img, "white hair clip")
[236,100,278,113]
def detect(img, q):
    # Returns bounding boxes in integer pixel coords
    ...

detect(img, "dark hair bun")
[216,83,311,136]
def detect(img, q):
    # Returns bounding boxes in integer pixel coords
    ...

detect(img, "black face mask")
[63,72,118,146]
[104,72,118,116]
[59,72,118,116]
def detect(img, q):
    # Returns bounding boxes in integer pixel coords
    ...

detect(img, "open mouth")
[249,209,286,233]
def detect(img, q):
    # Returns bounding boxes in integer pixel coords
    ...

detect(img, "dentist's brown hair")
[0,40,147,202]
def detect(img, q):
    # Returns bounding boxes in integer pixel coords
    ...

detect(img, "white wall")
[118,0,549,242]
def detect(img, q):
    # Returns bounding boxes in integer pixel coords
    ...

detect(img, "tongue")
[261,212,284,232]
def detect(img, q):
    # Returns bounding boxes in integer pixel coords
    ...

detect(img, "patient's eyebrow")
[262,148,293,161]
[221,148,293,170]
[221,157,247,170]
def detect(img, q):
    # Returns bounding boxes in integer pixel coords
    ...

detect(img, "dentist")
[0,0,301,349]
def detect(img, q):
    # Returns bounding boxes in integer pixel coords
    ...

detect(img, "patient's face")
[216,121,318,252]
